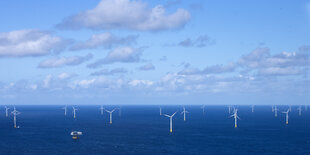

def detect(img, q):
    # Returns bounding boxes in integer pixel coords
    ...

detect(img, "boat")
[70,131,82,139]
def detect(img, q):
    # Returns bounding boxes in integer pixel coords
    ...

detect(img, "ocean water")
[1,105,310,155]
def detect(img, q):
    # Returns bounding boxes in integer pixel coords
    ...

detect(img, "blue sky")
[0,0,310,105]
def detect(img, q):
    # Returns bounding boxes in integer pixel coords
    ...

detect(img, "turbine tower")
[289,105,292,112]
[99,105,104,115]
[11,107,20,128]
[105,108,116,124]
[282,109,290,125]
[251,105,254,113]
[180,107,189,121]
[228,106,232,114]
[72,107,78,119]
[62,105,67,116]
[230,109,240,128]
[201,105,206,115]
[272,105,278,117]
[297,105,302,116]
[117,107,122,117]
[159,107,162,115]
[4,106,10,117]
[163,111,177,133]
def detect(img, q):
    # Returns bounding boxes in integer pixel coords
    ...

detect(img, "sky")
[0,0,310,105]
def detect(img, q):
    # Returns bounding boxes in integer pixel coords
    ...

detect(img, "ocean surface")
[1,105,310,155]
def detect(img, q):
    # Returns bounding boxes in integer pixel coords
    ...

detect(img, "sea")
[0,105,310,155]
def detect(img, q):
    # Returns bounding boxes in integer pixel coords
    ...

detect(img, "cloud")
[257,67,305,76]
[70,32,138,51]
[57,0,190,31]
[178,63,236,75]
[90,68,128,76]
[87,47,142,68]
[138,63,155,71]
[0,29,69,57]
[178,35,214,47]
[38,53,93,68]
[58,72,77,80]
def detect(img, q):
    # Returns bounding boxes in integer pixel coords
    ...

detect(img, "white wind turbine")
[163,111,178,133]
[4,106,10,117]
[117,107,122,117]
[105,108,116,124]
[282,109,290,125]
[72,107,78,119]
[228,106,232,114]
[297,105,302,116]
[289,105,292,112]
[251,105,254,113]
[230,109,240,128]
[62,105,67,116]
[11,106,20,128]
[272,105,278,117]
[181,107,189,121]
[99,105,104,115]
[159,107,162,115]
[201,105,206,115]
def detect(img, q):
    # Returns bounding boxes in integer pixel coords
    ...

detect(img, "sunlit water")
[1,105,310,154]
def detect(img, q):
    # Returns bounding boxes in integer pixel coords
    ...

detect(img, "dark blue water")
[1,105,310,154]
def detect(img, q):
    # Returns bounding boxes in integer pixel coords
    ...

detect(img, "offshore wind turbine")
[163,111,177,133]
[282,109,290,125]
[181,107,189,121]
[72,107,78,119]
[117,107,122,117]
[11,107,20,128]
[201,105,206,115]
[272,106,278,117]
[4,106,10,117]
[159,107,162,115]
[230,109,240,128]
[228,106,232,114]
[251,105,254,113]
[62,105,67,116]
[105,108,116,124]
[289,105,292,112]
[297,105,302,116]
[99,105,104,115]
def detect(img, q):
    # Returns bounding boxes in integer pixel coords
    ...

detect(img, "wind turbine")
[11,107,20,128]
[4,106,10,117]
[117,107,122,117]
[289,105,292,112]
[251,105,254,113]
[282,109,290,125]
[159,107,162,115]
[201,105,206,115]
[105,108,116,124]
[230,109,240,128]
[99,105,104,115]
[228,106,232,114]
[272,105,278,117]
[62,105,67,116]
[163,111,178,133]
[180,107,189,121]
[297,105,302,116]
[72,107,78,119]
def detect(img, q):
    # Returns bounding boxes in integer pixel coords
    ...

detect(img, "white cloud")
[58,72,76,80]
[87,47,141,68]
[57,0,190,31]
[0,29,69,57]
[138,63,155,71]
[90,68,128,76]
[71,32,138,51]
[38,53,93,68]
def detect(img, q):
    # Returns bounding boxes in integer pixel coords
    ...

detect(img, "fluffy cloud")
[38,53,93,68]
[87,47,142,68]
[178,63,236,75]
[178,35,214,47]
[57,0,190,31]
[71,32,138,51]
[90,68,128,76]
[0,29,69,57]
[138,63,155,71]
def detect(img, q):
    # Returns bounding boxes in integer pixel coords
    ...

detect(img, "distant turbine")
[289,105,292,112]
[159,107,162,115]
[4,106,10,117]
[297,105,302,116]
[117,107,122,117]
[11,106,20,128]
[251,105,254,113]
[272,106,278,117]
[282,109,290,125]
[105,108,116,124]
[163,111,178,133]
[230,109,240,128]
[72,107,78,119]
[62,105,67,116]
[228,106,232,114]
[99,105,104,115]
[201,105,206,115]
[180,107,189,121]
